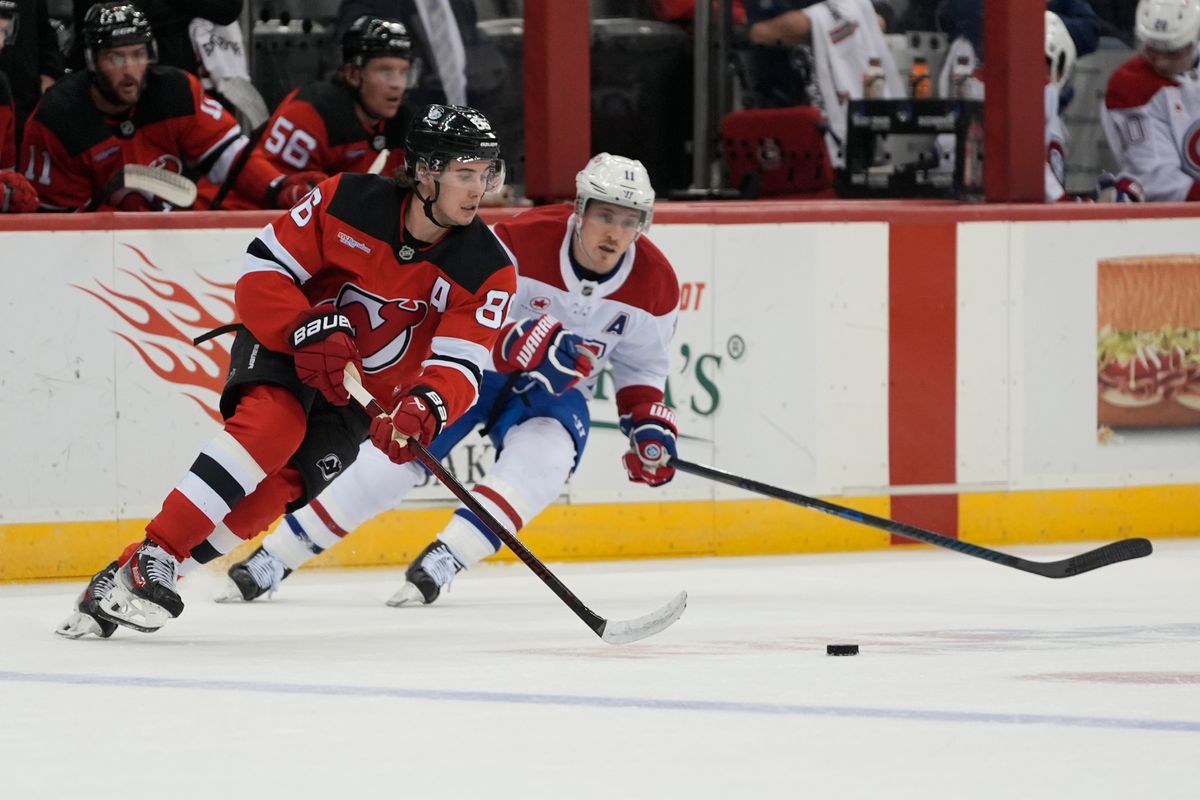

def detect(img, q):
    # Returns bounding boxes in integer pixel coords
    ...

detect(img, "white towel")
[806,0,904,166]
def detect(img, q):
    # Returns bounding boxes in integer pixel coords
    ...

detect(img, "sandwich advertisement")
[1097,255,1200,431]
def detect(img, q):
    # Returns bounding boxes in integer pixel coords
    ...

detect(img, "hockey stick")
[343,369,687,644]
[670,458,1153,578]
[367,148,389,175]
[80,165,198,211]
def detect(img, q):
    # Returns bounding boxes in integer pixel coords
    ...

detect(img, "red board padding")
[888,221,958,541]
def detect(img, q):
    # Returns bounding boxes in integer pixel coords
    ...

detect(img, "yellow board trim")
[2,484,1198,582]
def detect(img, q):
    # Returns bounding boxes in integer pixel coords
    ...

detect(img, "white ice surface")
[2,539,1198,799]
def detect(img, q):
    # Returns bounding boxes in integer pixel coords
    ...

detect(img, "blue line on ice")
[2,669,1196,733]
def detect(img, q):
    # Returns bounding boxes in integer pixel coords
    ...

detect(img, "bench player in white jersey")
[216,152,682,606]
[1101,0,1200,202]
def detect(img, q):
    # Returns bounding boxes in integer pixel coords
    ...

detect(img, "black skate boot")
[386,541,464,607]
[98,539,184,632]
[55,560,120,639]
[215,546,292,603]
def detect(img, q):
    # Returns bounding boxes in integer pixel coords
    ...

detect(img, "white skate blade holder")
[99,583,174,632]
[54,611,105,640]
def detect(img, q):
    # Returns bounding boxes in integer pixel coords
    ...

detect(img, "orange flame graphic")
[74,243,237,424]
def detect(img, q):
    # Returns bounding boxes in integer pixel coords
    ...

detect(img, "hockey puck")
[826,644,859,656]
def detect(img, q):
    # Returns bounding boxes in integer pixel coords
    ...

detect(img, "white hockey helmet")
[1135,0,1200,51]
[1045,11,1077,91]
[574,153,655,234]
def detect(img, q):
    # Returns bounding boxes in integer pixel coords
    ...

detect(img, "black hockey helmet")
[83,2,156,70]
[0,1,19,49]
[404,104,502,178]
[404,104,504,227]
[343,16,413,67]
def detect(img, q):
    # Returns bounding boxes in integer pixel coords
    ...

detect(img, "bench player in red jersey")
[0,0,36,212]
[19,2,276,211]
[221,16,417,210]
[56,104,517,638]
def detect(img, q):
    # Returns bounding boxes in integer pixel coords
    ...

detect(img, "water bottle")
[909,56,932,98]
[951,55,973,98]
[863,57,885,98]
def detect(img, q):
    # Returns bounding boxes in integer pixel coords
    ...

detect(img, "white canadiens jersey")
[1102,55,1200,202]
[491,204,680,399]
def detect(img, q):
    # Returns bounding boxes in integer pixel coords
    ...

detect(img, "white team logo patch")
[317,454,343,481]
[1184,119,1200,179]
[398,245,416,261]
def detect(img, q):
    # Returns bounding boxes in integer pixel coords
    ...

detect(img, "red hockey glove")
[493,314,599,395]
[289,308,360,406]
[0,171,38,213]
[1096,173,1144,203]
[369,388,448,465]
[619,401,678,487]
[269,170,327,208]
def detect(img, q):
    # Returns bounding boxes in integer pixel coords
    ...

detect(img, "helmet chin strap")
[414,181,454,229]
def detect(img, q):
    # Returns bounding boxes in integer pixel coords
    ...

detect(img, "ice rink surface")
[2,538,1197,799]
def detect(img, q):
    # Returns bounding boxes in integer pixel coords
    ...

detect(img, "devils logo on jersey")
[334,283,429,372]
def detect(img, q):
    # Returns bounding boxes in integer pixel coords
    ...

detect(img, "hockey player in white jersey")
[1101,0,1200,201]
[1045,11,1076,202]
[217,153,681,605]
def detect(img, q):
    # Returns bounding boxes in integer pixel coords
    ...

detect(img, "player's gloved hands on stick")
[494,314,599,395]
[289,306,360,406]
[269,170,327,208]
[620,402,678,486]
[0,171,38,213]
[369,389,446,465]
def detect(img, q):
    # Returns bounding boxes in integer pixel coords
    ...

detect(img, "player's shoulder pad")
[326,172,401,239]
[30,72,111,156]
[622,235,680,316]
[135,66,203,126]
[295,80,363,146]
[492,203,572,248]
[1105,56,1177,111]
[434,215,516,294]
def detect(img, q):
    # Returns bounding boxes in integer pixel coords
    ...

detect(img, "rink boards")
[2,202,1200,580]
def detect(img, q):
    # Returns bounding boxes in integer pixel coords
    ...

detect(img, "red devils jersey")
[0,71,14,171]
[492,204,679,416]
[241,172,516,423]
[20,67,275,211]
[233,80,411,208]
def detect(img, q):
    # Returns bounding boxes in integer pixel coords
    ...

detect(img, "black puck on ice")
[826,644,859,656]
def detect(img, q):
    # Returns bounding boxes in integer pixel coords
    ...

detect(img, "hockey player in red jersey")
[1101,0,1200,201]
[19,3,276,211]
[222,16,417,210]
[55,104,516,638]
[214,153,682,607]
[0,0,36,212]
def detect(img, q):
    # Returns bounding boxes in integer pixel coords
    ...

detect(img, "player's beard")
[94,71,145,109]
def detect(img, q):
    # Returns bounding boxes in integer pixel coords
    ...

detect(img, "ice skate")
[386,541,464,607]
[98,540,184,632]
[215,546,291,602]
[55,560,120,639]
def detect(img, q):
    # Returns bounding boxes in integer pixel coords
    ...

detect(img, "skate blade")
[54,611,114,640]
[385,582,426,607]
[98,585,174,633]
[213,579,250,604]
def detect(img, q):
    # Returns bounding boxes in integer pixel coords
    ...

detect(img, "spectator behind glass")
[70,0,244,75]
[0,0,64,150]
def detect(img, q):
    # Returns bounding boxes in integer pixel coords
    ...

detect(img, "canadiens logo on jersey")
[1184,119,1200,179]
[334,284,429,372]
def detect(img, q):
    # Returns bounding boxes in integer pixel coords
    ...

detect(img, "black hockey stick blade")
[343,369,687,643]
[671,457,1153,579]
